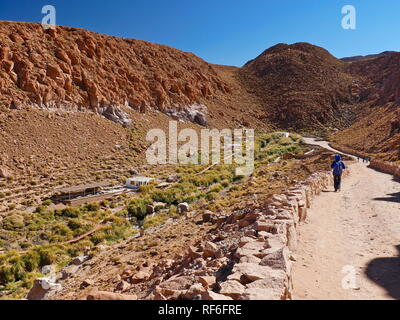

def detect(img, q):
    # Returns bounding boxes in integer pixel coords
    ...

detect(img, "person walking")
[331,154,346,192]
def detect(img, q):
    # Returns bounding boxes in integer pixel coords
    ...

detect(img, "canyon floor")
[292,141,400,300]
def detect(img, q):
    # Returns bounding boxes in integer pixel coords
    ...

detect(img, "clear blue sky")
[1,0,399,66]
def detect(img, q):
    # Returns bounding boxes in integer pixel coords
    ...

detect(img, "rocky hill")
[240,42,358,131]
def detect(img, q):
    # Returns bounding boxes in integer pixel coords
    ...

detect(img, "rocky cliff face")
[0,22,230,126]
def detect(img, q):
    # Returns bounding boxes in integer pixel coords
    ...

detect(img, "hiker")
[331,154,346,192]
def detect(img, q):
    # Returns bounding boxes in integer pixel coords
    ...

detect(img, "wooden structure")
[52,182,112,203]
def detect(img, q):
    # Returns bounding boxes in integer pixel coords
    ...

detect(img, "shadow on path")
[365,245,400,300]
[373,192,400,204]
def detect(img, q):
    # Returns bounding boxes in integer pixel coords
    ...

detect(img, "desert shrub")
[36,247,59,267]
[221,179,230,188]
[0,262,15,284]
[67,218,84,231]
[206,192,218,201]
[59,207,80,218]
[34,205,47,214]
[127,198,150,220]
[278,136,292,145]
[2,214,24,231]
[208,183,223,193]
[100,200,110,207]
[21,272,42,289]
[84,203,100,212]
[21,251,40,272]
[66,240,93,257]
[97,217,133,243]
[42,199,53,206]
[143,212,168,229]
[52,223,73,238]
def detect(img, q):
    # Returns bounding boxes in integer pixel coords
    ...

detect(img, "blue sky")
[1,0,399,66]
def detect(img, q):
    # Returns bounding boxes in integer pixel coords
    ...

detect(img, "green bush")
[42,199,53,206]
[85,203,100,212]
[127,198,150,220]
[2,214,24,231]
[59,207,80,218]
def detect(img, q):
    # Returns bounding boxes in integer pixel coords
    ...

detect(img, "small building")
[125,177,154,190]
[52,182,112,203]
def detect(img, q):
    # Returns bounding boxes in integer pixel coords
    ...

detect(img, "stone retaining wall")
[140,169,350,300]
[369,159,400,181]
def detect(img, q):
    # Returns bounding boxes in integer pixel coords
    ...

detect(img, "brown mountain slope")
[332,53,400,161]
[240,42,357,131]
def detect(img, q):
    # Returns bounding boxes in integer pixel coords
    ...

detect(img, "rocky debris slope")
[141,170,347,300]
[240,42,357,131]
[0,21,230,125]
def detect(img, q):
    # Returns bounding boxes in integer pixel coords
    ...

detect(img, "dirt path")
[292,139,400,300]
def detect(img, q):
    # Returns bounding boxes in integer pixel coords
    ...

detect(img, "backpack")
[332,161,344,176]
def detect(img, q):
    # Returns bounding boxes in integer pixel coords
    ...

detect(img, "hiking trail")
[292,138,400,300]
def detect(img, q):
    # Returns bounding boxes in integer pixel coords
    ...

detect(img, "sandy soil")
[292,140,400,300]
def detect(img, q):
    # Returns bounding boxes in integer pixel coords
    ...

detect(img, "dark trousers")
[333,174,342,191]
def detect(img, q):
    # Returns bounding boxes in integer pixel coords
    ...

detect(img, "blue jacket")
[331,161,346,175]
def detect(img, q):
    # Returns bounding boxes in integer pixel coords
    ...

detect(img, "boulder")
[184,284,206,300]
[177,202,189,214]
[81,279,94,288]
[197,276,216,289]
[235,241,267,259]
[130,270,151,284]
[188,246,203,259]
[146,205,155,215]
[219,280,246,299]
[71,255,90,266]
[202,210,215,223]
[1,60,14,73]
[87,290,138,300]
[242,270,289,300]
[203,241,218,258]
[115,280,130,292]
[129,169,139,175]
[201,290,233,301]
[41,265,55,275]
[239,255,262,264]
[26,277,62,300]
[254,221,274,232]
[260,247,291,273]
[60,264,80,280]
[232,263,279,283]
[0,166,11,178]
[166,175,179,183]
